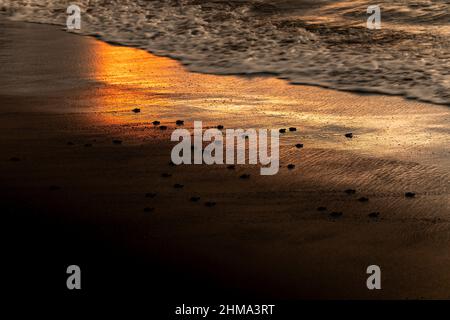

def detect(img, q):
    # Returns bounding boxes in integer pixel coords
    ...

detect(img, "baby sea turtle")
[368,212,380,218]
[330,211,343,218]
[205,201,216,207]
[145,192,157,198]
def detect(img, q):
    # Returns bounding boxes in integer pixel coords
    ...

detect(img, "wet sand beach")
[1,19,450,300]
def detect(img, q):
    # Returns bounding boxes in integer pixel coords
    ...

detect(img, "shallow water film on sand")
[1,0,449,105]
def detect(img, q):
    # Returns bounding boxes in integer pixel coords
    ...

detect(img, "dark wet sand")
[1,18,450,300]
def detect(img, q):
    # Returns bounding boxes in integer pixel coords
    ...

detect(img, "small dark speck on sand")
[317,206,327,211]
[330,211,343,218]
[176,120,184,125]
[345,189,356,195]
[279,128,286,133]
[345,132,353,138]
[358,197,369,202]
[145,192,157,198]
[295,143,303,148]
[227,165,235,170]
[67,142,74,146]
[84,143,92,147]
[205,201,216,207]
[112,139,122,145]
[144,207,154,213]
[240,174,250,179]
[405,192,416,198]
[190,196,200,202]
[10,157,20,162]
[161,173,172,178]
[287,164,295,170]
[159,125,168,130]
[152,121,160,126]
[289,127,297,132]
[174,183,184,189]
[132,108,141,113]
[217,125,224,130]
[369,212,380,218]
[49,185,61,191]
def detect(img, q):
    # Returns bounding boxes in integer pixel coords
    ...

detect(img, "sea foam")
[1,0,449,105]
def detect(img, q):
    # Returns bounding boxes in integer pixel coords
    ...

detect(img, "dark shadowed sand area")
[1,18,449,300]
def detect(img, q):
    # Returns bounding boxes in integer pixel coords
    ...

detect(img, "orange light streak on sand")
[86,38,450,169]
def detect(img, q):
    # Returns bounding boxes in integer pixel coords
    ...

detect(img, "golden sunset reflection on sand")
[85,39,450,172]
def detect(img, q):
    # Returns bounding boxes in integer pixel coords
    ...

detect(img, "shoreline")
[5,16,450,108]
[2,18,450,299]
